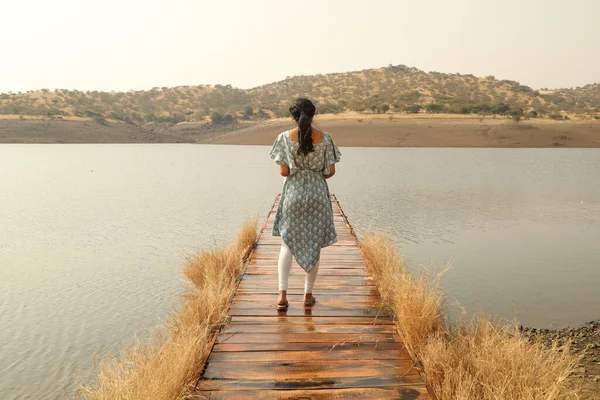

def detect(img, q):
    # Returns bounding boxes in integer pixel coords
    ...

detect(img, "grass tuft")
[360,231,581,400]
[76,217,258,400]
[360,232,447,359]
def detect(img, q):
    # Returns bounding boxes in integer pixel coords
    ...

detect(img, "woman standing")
[269,98,341,311]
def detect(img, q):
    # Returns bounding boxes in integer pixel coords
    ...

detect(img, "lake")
[1,144,599,400]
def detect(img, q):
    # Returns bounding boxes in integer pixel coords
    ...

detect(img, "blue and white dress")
[269,130,342,272]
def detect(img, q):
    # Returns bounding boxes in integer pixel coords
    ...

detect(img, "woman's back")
[271,129,339,175]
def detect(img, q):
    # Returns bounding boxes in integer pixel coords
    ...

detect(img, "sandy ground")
[200,117,600,148]
[1,117,599,147]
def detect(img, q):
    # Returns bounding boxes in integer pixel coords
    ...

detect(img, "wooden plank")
[227,307,389,318]
[193,195,431,399]
[250,257,365,262]
[230,299,385,311]
[248,259,365,265]
[207,348,409,361]
[197,376,424,391]
[203,359,418,379]
[232,294,381,302]
[235,289,378,296]
[241,275,371,282]
[237,282,377,290]
[241,275,375,292]
[222,324,394,334]
[192,387,430,399]
[228,316,394,325]
[245,268,366,275]
[215,332,400,344]
[230,298,383,308]
[212,341,404,352]
[196,378,424,392]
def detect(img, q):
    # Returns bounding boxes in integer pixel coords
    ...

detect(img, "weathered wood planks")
[194,195,432,399]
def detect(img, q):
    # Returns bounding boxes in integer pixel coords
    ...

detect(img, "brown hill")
[0,65,598,126]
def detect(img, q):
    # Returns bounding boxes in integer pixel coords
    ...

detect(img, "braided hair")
[289,98,316,156]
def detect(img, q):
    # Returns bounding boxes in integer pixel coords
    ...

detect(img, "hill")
[0,65,598,126]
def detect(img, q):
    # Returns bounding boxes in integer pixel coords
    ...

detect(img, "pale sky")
[1,0,599,93]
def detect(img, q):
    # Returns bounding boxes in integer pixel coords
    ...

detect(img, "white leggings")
[278,241,320,293]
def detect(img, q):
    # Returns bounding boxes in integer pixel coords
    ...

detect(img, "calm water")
[1,144,599,400]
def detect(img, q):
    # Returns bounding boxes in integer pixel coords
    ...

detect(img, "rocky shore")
[522,321,600,399]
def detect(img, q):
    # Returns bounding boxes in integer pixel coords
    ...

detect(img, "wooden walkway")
[195,195,432,399]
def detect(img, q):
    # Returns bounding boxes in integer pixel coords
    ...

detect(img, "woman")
[269,98,341,311]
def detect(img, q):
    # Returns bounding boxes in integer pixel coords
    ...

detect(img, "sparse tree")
[424,103,444,113]
[170,112,186,124]
[405,104,422,114]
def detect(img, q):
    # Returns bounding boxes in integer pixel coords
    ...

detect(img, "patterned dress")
[269,130,342,272]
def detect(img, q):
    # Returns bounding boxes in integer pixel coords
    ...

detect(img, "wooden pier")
[194,195,432,399]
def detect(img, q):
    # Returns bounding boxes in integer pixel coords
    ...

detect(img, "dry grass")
[422,318,580,400]
[360,232,581,400]
[76,217,258,400]
[360,232,447,359]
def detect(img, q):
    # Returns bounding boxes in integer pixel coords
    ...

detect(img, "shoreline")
[1,116,599,147]
[522,320,600,398]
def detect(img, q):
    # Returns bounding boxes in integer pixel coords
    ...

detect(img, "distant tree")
[170,112,186,124]
[93,115,108,125]
[353,104,366,113]
[211,111,235,125]
[319,103,343,114]
[244,106,254,117]
[510,108,524,123]
[211,111,225,124]
[256,110,269,120]
[491,103,510,115]
[528,110,538,118]
[405,104,422,114]
[424,103,444,113]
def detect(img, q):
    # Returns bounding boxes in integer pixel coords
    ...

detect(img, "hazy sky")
[1,0,598,93]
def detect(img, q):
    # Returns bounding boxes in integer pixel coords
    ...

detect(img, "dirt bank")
[201,117,600,148]
[1,116,599,147]
[0,119,186,143]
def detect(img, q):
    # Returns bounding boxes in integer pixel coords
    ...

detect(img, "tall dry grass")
[359,232,447,359]
[360,232,581,400]
[76,217,258,400]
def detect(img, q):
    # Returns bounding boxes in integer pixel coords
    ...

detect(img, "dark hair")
[289,98,316,156]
